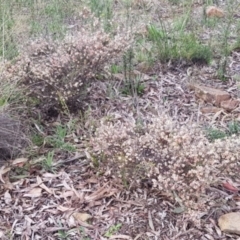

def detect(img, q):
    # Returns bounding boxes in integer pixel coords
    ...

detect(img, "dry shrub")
[0,113,27,162]
[90,114,240,208]
[3,29,130,114]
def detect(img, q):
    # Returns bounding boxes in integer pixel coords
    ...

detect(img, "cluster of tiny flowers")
[2,29,130,110]
[90,115,240,208]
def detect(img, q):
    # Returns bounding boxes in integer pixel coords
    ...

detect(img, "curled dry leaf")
[222,182,239,192]
[12,158,28,167]
[0,166,11,183]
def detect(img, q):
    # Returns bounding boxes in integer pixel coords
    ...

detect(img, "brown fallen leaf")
[72,212,92,222]
[201,106,222,114]
[220,99,240,111]
[85,183,118,201]
[0,166,11,183]
[68,214,93,228]
[12,158,28,167]
[37,176,53,194]
[206,6,224,18]
[222,182,239,192]
[148,211,155,231]
[24,187,42,198]
[57,205,75,212]
[189,83,231,107]
[4,190,12,204]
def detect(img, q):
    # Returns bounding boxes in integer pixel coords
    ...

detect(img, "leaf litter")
[2,0,240,239]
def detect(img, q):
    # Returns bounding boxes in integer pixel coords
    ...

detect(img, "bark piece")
[220,99,240,111]
[218,212,240,235]
[189,84,231,107]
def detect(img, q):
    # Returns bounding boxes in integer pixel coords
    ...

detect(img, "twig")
[54,151,88,167]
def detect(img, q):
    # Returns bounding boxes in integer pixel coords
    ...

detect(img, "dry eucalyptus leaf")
[57,205,75,212]
[37,176,53,194]
[12,158,28,166]
[0,166,11,183]
[24,187,42,198]
[72,212,92,222]
[4,190,12,204]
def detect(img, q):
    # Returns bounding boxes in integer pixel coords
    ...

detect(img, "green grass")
[0,0,83,60]
[206,121,240,141]
[42,151,56,172]
[120,48,146,96]
[146,24,212,64]
[45,125,76,152]
[88,0,114,32]
[104,223,122,237]
[206,127,227,141]
[32,133,44,147]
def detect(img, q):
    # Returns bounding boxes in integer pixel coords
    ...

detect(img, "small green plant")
[147,23,173,62]
[57,229,70,240]
[45,125,75,152]
[32,133,44,147]
[206,127,226,141]
[110,63,122,74]
[104,223,122,237]
[79,227,91,240]
[227,121,240,135]
[217,58,228,81]
[206,121,240,141]
[42,151,56,172]
[121,48,145,96]
[121,80,145,96]
[179,34,212,64]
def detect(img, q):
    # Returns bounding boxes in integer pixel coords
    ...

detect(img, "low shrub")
[2,29,130,115]
[0,113,28,161]
[90,114,240,208]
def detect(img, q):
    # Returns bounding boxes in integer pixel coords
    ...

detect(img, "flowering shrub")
[2,29,130,114]
[90,114,240,207]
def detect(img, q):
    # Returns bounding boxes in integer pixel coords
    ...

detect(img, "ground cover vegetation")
[1,0,240,239]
